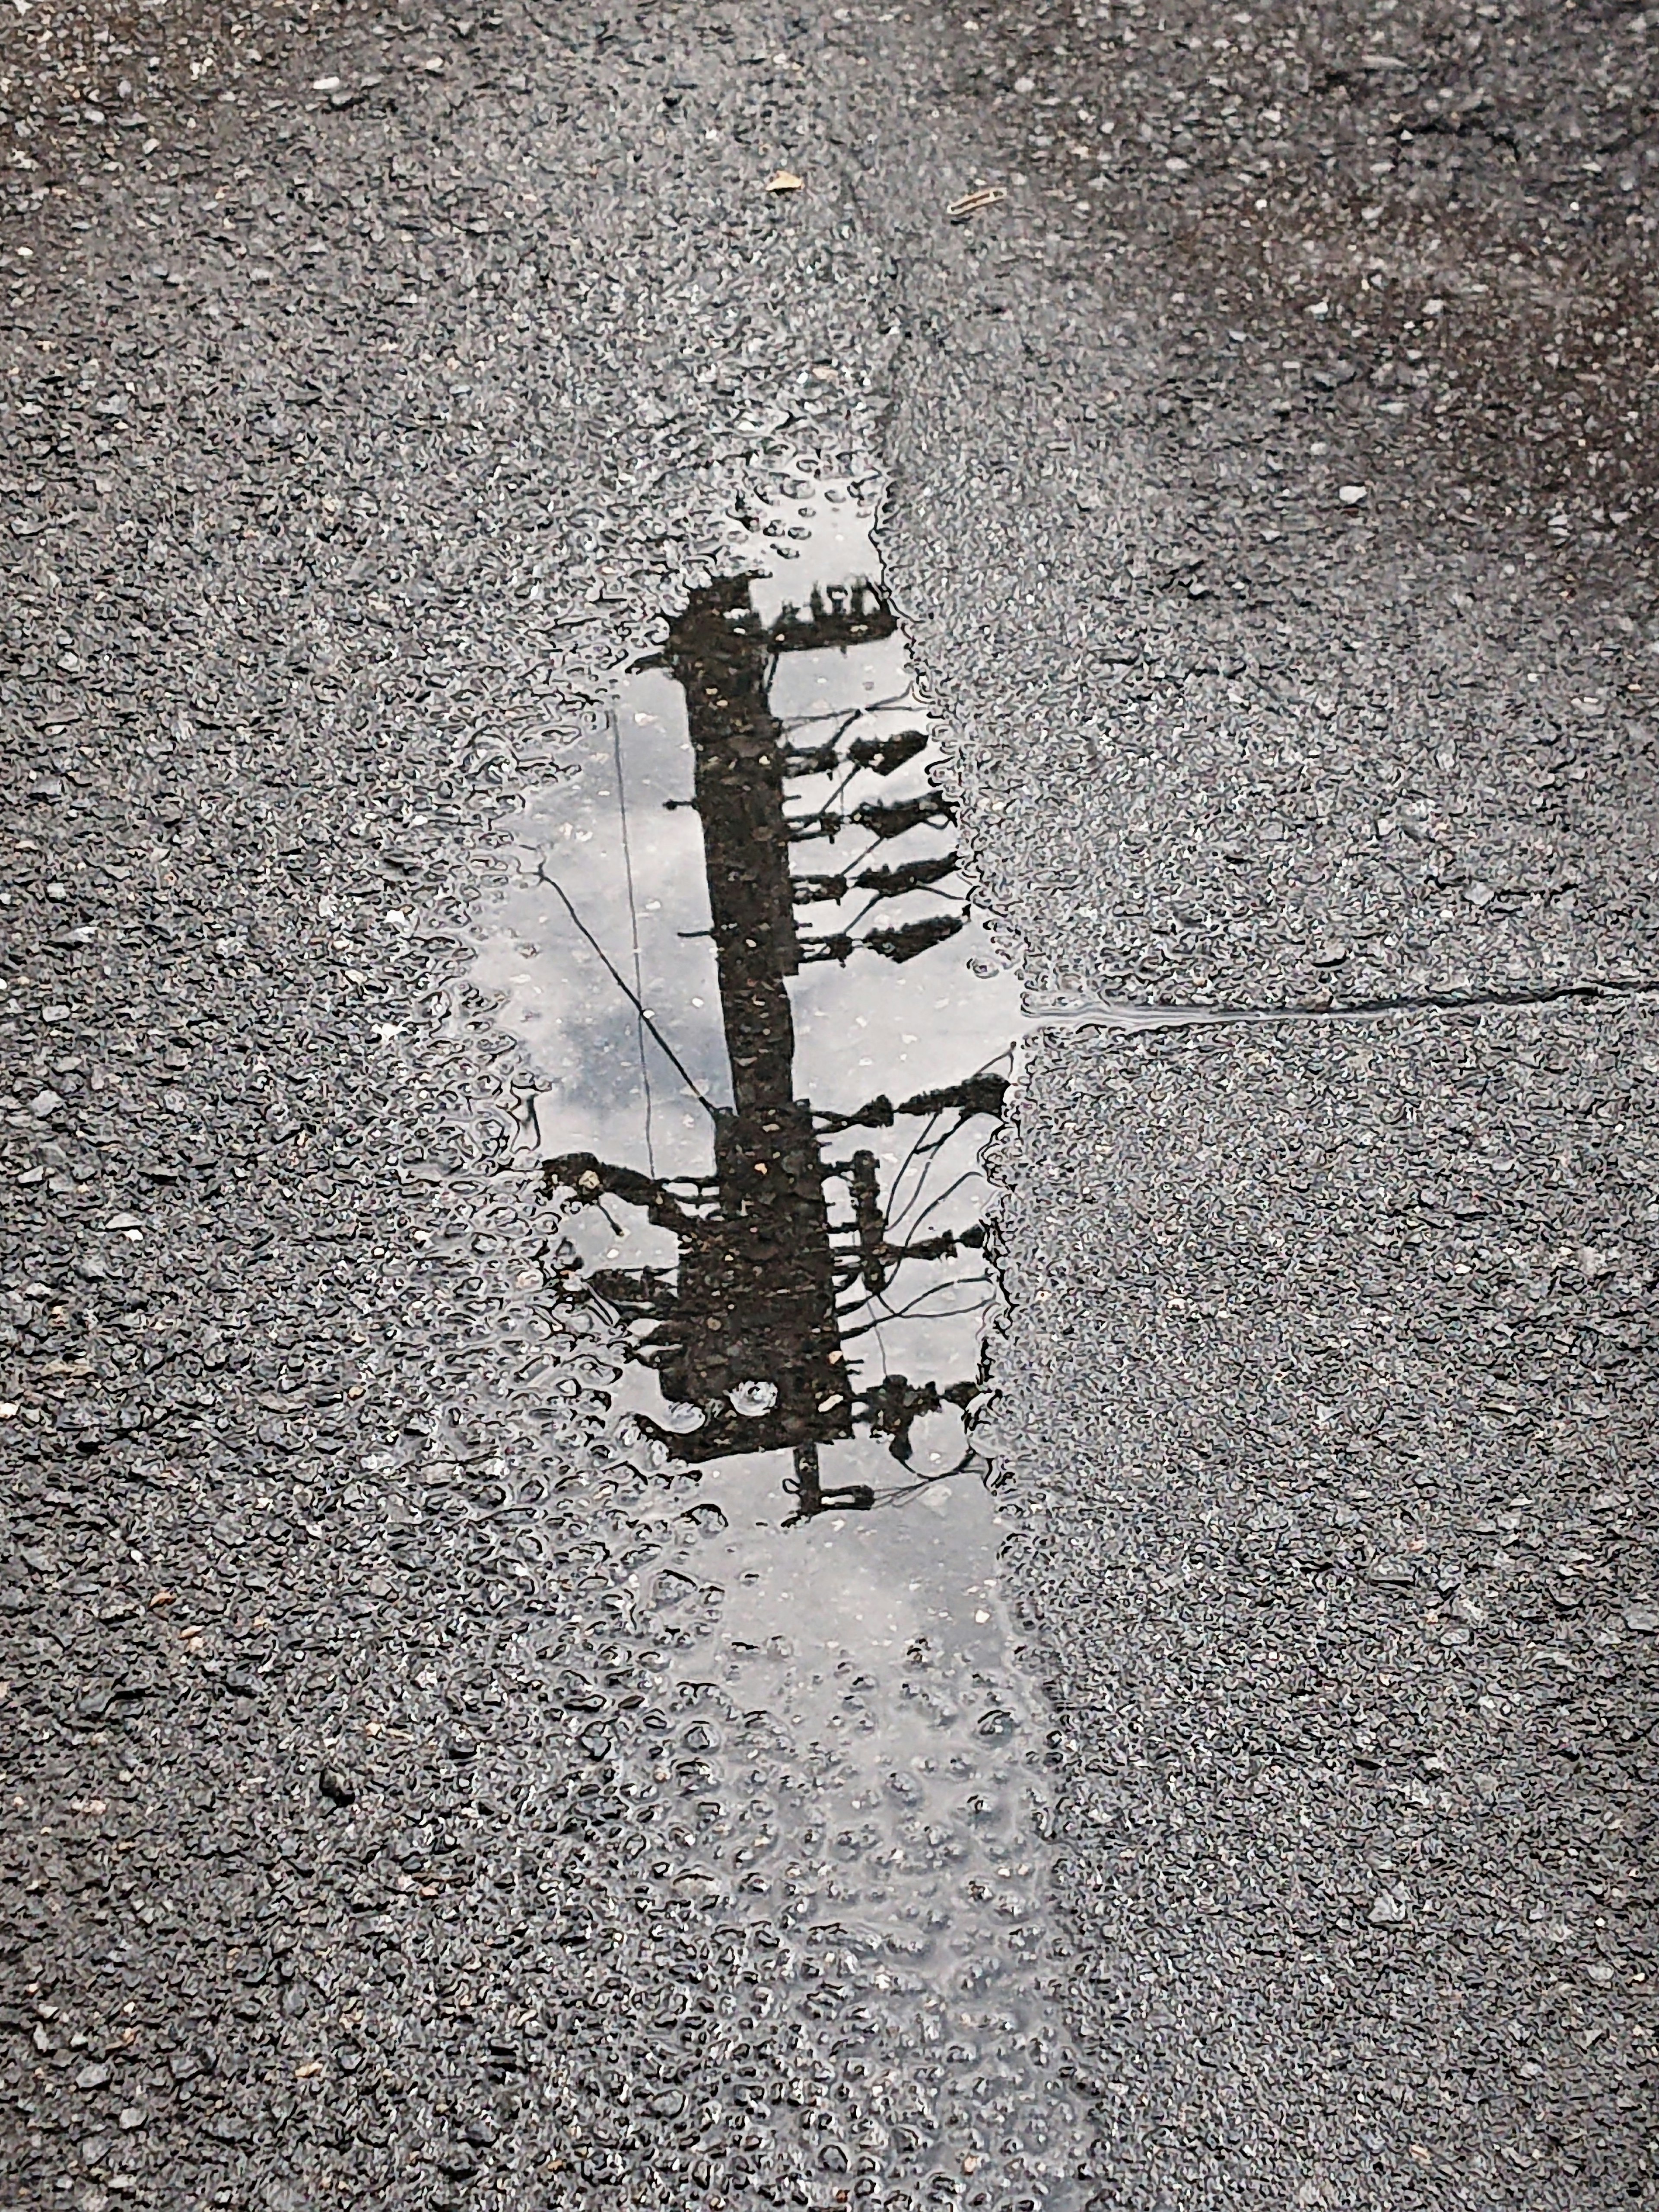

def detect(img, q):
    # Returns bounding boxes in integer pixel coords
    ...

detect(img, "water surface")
[467,485,1092,2206]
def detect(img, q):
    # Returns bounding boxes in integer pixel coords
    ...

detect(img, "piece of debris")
[765,170,804,193]
[947,186,1007,221]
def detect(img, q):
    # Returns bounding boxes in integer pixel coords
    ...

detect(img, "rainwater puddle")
[465,485,1093,2204]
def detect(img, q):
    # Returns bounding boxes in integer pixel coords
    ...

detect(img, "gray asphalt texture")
[2,4,1654,2211]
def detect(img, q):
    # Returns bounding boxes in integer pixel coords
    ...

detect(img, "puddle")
[467,486,1092,2203]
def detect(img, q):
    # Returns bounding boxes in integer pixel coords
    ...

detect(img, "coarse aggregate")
[862,20,1659,2186]
[0,10,1087,2210]
[993,1003,1658,2209]
[878,0,1659,1009]
[1,2,1655,2209]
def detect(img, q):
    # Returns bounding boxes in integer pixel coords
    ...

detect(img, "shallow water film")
[464,487,1093,2206]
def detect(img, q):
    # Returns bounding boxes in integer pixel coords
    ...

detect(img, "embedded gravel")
[2,3,1655,2210]
[996,1004,1658,2209]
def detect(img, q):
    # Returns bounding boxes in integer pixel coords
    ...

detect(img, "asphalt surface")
[2,4,1654,2210]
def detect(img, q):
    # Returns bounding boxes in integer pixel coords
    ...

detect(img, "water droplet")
[729,1379,779,1418]
[656,1399,707,1434]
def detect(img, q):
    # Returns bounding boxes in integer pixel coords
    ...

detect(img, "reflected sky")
[474,488,1025,1507]
[463,492,1090,2201]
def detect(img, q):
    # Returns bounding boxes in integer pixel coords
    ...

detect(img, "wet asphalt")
[2,4,1654,2210]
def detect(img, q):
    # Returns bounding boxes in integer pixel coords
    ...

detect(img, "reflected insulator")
[854,854,959,900]
[791,873,849,906]
[850,791,953,839]
[897,1072,1009,1119]
[782,741,840,775]
[862,913,965,964]
[846,728,929,775]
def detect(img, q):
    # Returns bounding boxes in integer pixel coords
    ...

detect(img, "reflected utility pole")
[542,571,1003,1509]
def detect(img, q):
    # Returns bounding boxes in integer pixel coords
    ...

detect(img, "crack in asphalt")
[1024,976,1659,1033]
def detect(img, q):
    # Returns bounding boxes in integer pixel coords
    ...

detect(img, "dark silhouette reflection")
[540,562,1011,1518]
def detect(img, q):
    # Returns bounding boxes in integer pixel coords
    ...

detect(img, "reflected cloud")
[464,493,1093,2202]
[487,499,1023,1517]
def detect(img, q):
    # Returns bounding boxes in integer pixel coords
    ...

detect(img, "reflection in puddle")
[470,489,1090,2202]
